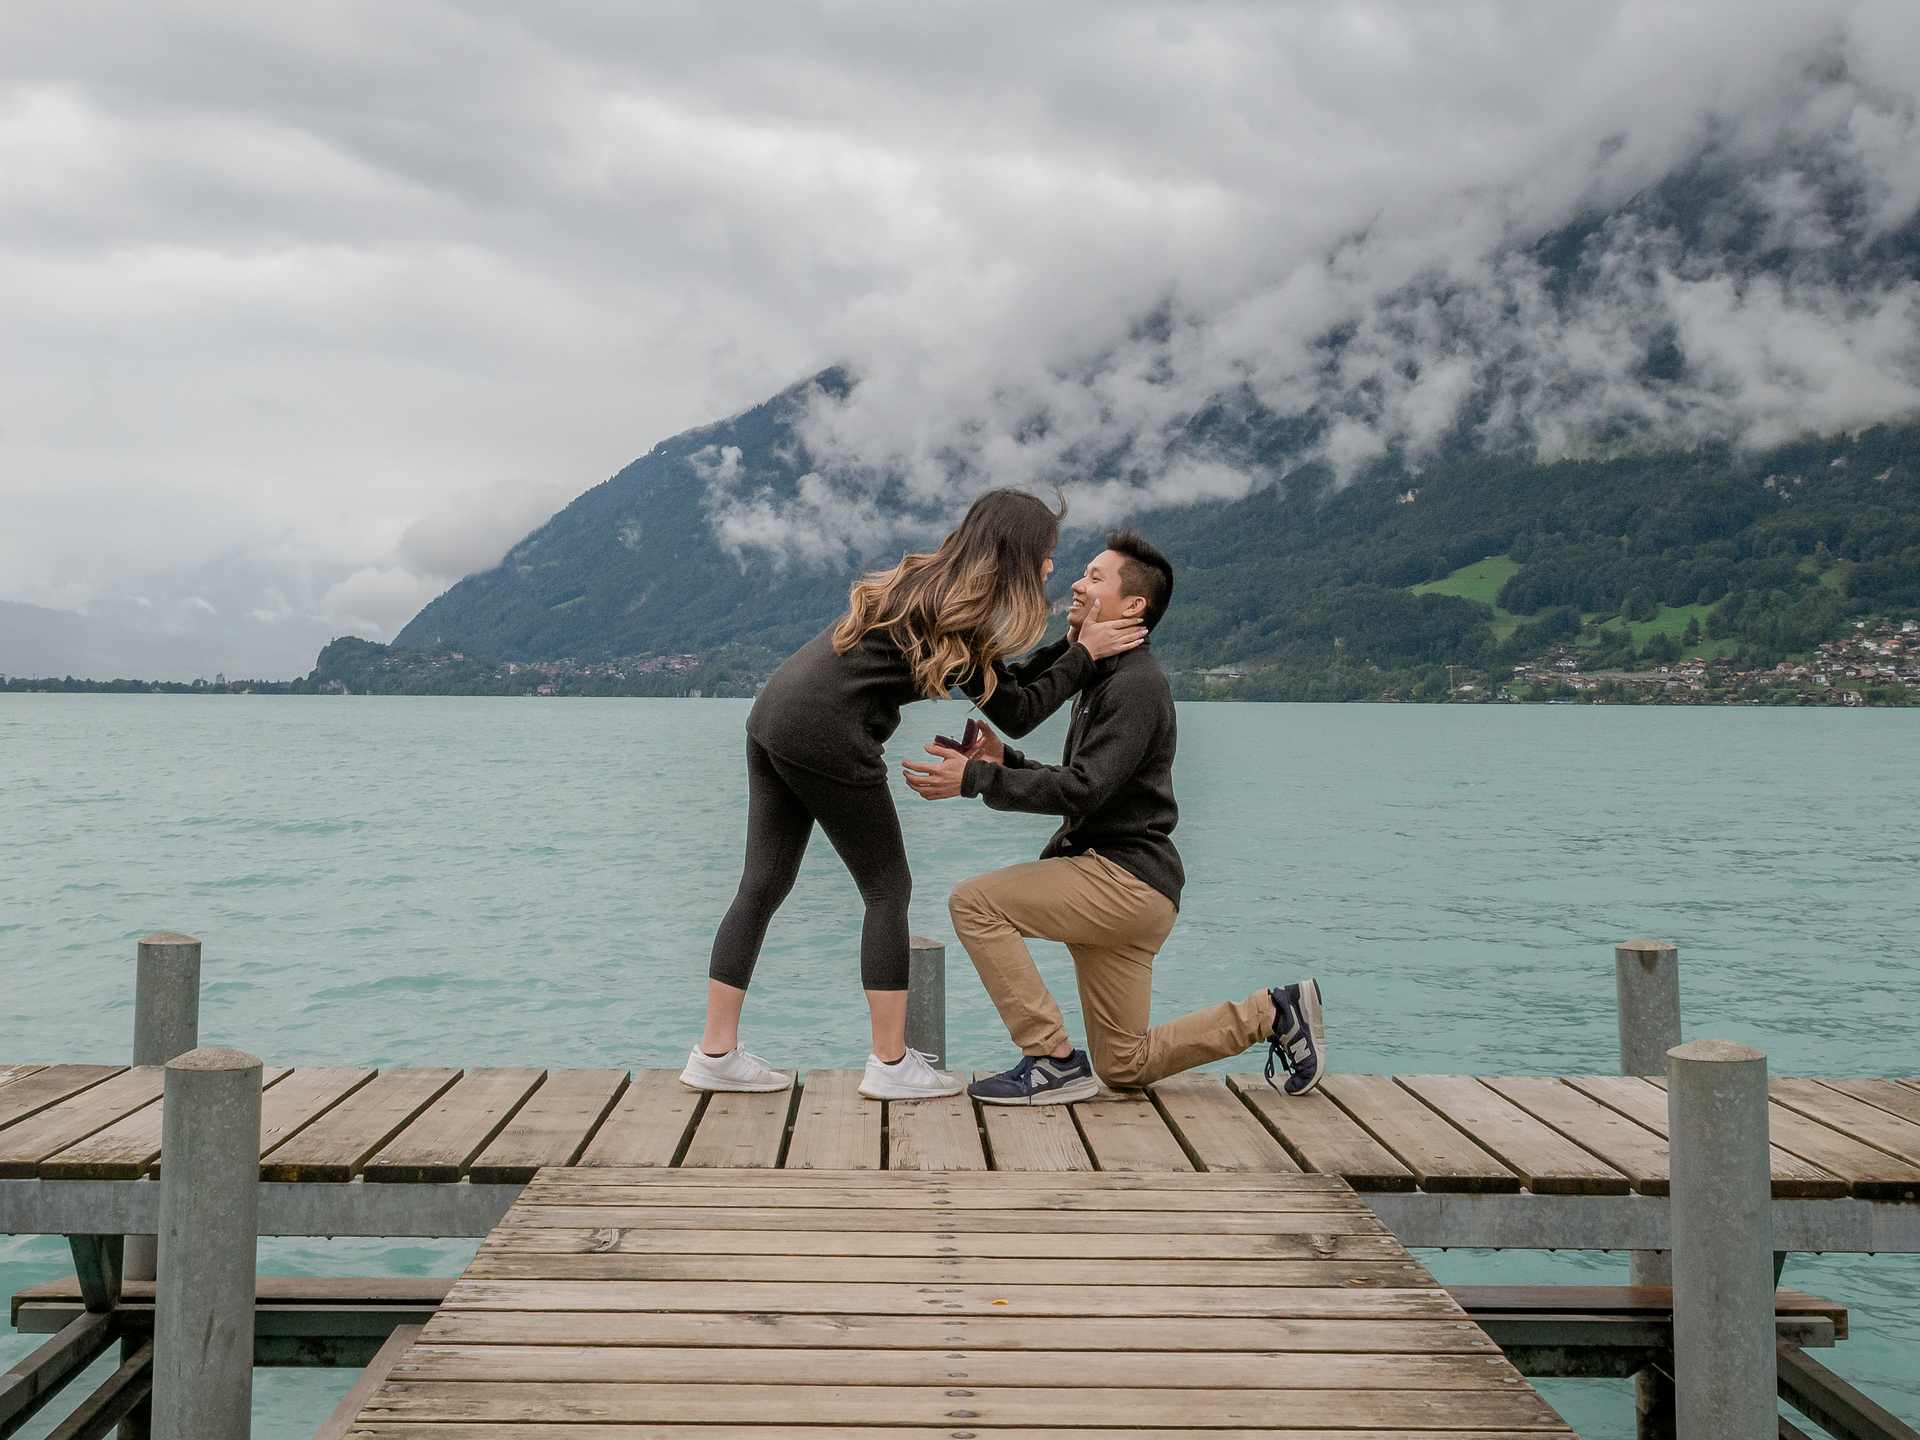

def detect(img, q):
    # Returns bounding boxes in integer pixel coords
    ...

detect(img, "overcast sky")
[4,0,1917,673]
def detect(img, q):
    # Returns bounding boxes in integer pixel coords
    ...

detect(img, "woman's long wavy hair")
[832,488,1063,702]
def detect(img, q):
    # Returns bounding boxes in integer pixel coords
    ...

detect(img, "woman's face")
[1041,555,1055,582]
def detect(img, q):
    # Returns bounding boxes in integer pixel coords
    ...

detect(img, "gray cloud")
[2,0,1917,659]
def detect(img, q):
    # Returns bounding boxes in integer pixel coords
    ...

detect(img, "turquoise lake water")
[1,693,1915,1434]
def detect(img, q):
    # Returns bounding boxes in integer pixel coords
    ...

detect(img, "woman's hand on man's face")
[1074,596,1148,660]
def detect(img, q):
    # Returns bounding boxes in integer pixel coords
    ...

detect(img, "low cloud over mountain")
[4,1,1917,672]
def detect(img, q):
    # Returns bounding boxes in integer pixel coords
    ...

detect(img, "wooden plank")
[1450,1285,1847,1329]
[885,1088,986,1171]
[499,1204,1367,1234]
[0,1065,124,1134]
[1563,1075,1846,1199]
[439,1278,1462,1318]
[348,1428,1564,1440]
[0,1068,164,1178]
[316,1324,422,1440]
[1820,1077,1920,1129]
[1773,1078,1920,1167]
[1072,1087,1193,1172]
[364,1068,544,1184]
[482,1227,1401,1259]
[516,1181,1367,1213]
[1396,1076,1630,1196]
[417,1309,1502,1354]
[1317,1075,1519,1193]
[464,1251,1430,1287]
[1228,1075,1417,1191]
[356,1382,1562,1428]
[39,1067,290,1180]
[0,1064,46,1091]
[575,1070,703,1168]
[975,1072,1093,1171]
[783,1070,880,1170]
[260,1068,462,1182]
[392,1343,1527,1390]
[247,1066,380,1167]
[1480,1077,1673,1195]
[1646,1076,1920,1201]
[467,1069,627,1184]
[1151,1076,1301,1173]
[558,1166,1352,1190]
[680,1088,793,1169]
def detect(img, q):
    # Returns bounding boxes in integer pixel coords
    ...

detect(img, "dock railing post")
[152,1046,261,1440]
[1616,938,1680,1439]
[126,933,202,1282]
[1668,1038,1775,1440]
[907,935,946,1068]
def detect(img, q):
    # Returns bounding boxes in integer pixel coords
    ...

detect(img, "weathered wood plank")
[1480,1077,1673,1195]
[1563,1075,1846,1198]
[482,1227,1401,1259]
[1771,1078,1920,1168]
[1072,1088,1194,1172]
[260,1068,462,1182]
[1648,1076,1920,1201]
[975,1072,1093,1171]
[439,1278,1464,1318]
[884,1090,987,1171]
[0,1066,122,1133]
[783,1070,880,1170]
[364,1068,545,1184]
[38,1067,290,1180]
[1396,1076,1630,1196]
[679,1089,793,1169]
[462,1251,1430,1287]
[248,1067,382,1167]
[575,1070,703,1168]
[349,1429,1563,1440]
[498,1204,1366,1233]
[1151,1076,1301,1173]
[316,1324,423,1440]
[1317,1075,1519,1193]
[0,1064,47,1091]
[467,1069,627,1184]
[0,1068,163,1179]
[416,1309,1502,1354]
[1820,1078,1920,1130]
[537,1175,1351,1198]
[516,1181,1367,1212]
[356,1381,1561,1429]
[1228,1075,1418,1191]
[354,1434,1564,1440]
[392,1343,1527,1390]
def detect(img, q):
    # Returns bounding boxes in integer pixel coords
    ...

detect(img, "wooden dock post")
[126,934,202,1284]
[906,935,946,1066]
[1615,937,1679,1438]
[1668,1038,1775,1439]
[152,1047,261,1440]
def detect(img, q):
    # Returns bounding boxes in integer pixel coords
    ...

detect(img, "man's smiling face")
[1067,549,1146,631]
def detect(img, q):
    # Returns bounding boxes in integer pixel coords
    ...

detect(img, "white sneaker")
[679,1045,793,1092]
[859,1047,964,1101]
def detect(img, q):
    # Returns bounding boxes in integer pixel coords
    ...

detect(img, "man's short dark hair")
[1106,530,1174,631]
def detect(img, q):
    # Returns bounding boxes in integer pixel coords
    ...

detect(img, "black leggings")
[708,739,913,992]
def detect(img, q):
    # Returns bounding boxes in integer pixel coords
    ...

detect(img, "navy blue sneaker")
[1265,979,1326,1097]
[969,1050,1100,1106]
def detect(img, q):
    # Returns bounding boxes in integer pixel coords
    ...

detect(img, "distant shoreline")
[6,678,1915,707]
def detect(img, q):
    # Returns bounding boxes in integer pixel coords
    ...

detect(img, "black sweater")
[747,627,1094,786]
[961,644,1183,908]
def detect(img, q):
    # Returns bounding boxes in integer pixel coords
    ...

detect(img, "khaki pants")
[948,852,1276,1089]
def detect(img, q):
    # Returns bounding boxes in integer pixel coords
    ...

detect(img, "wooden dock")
[10,1060,1920,1189]
[343,1167,1573,1436]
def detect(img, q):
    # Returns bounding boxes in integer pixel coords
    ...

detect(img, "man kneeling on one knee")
[903,530,1328,1105]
